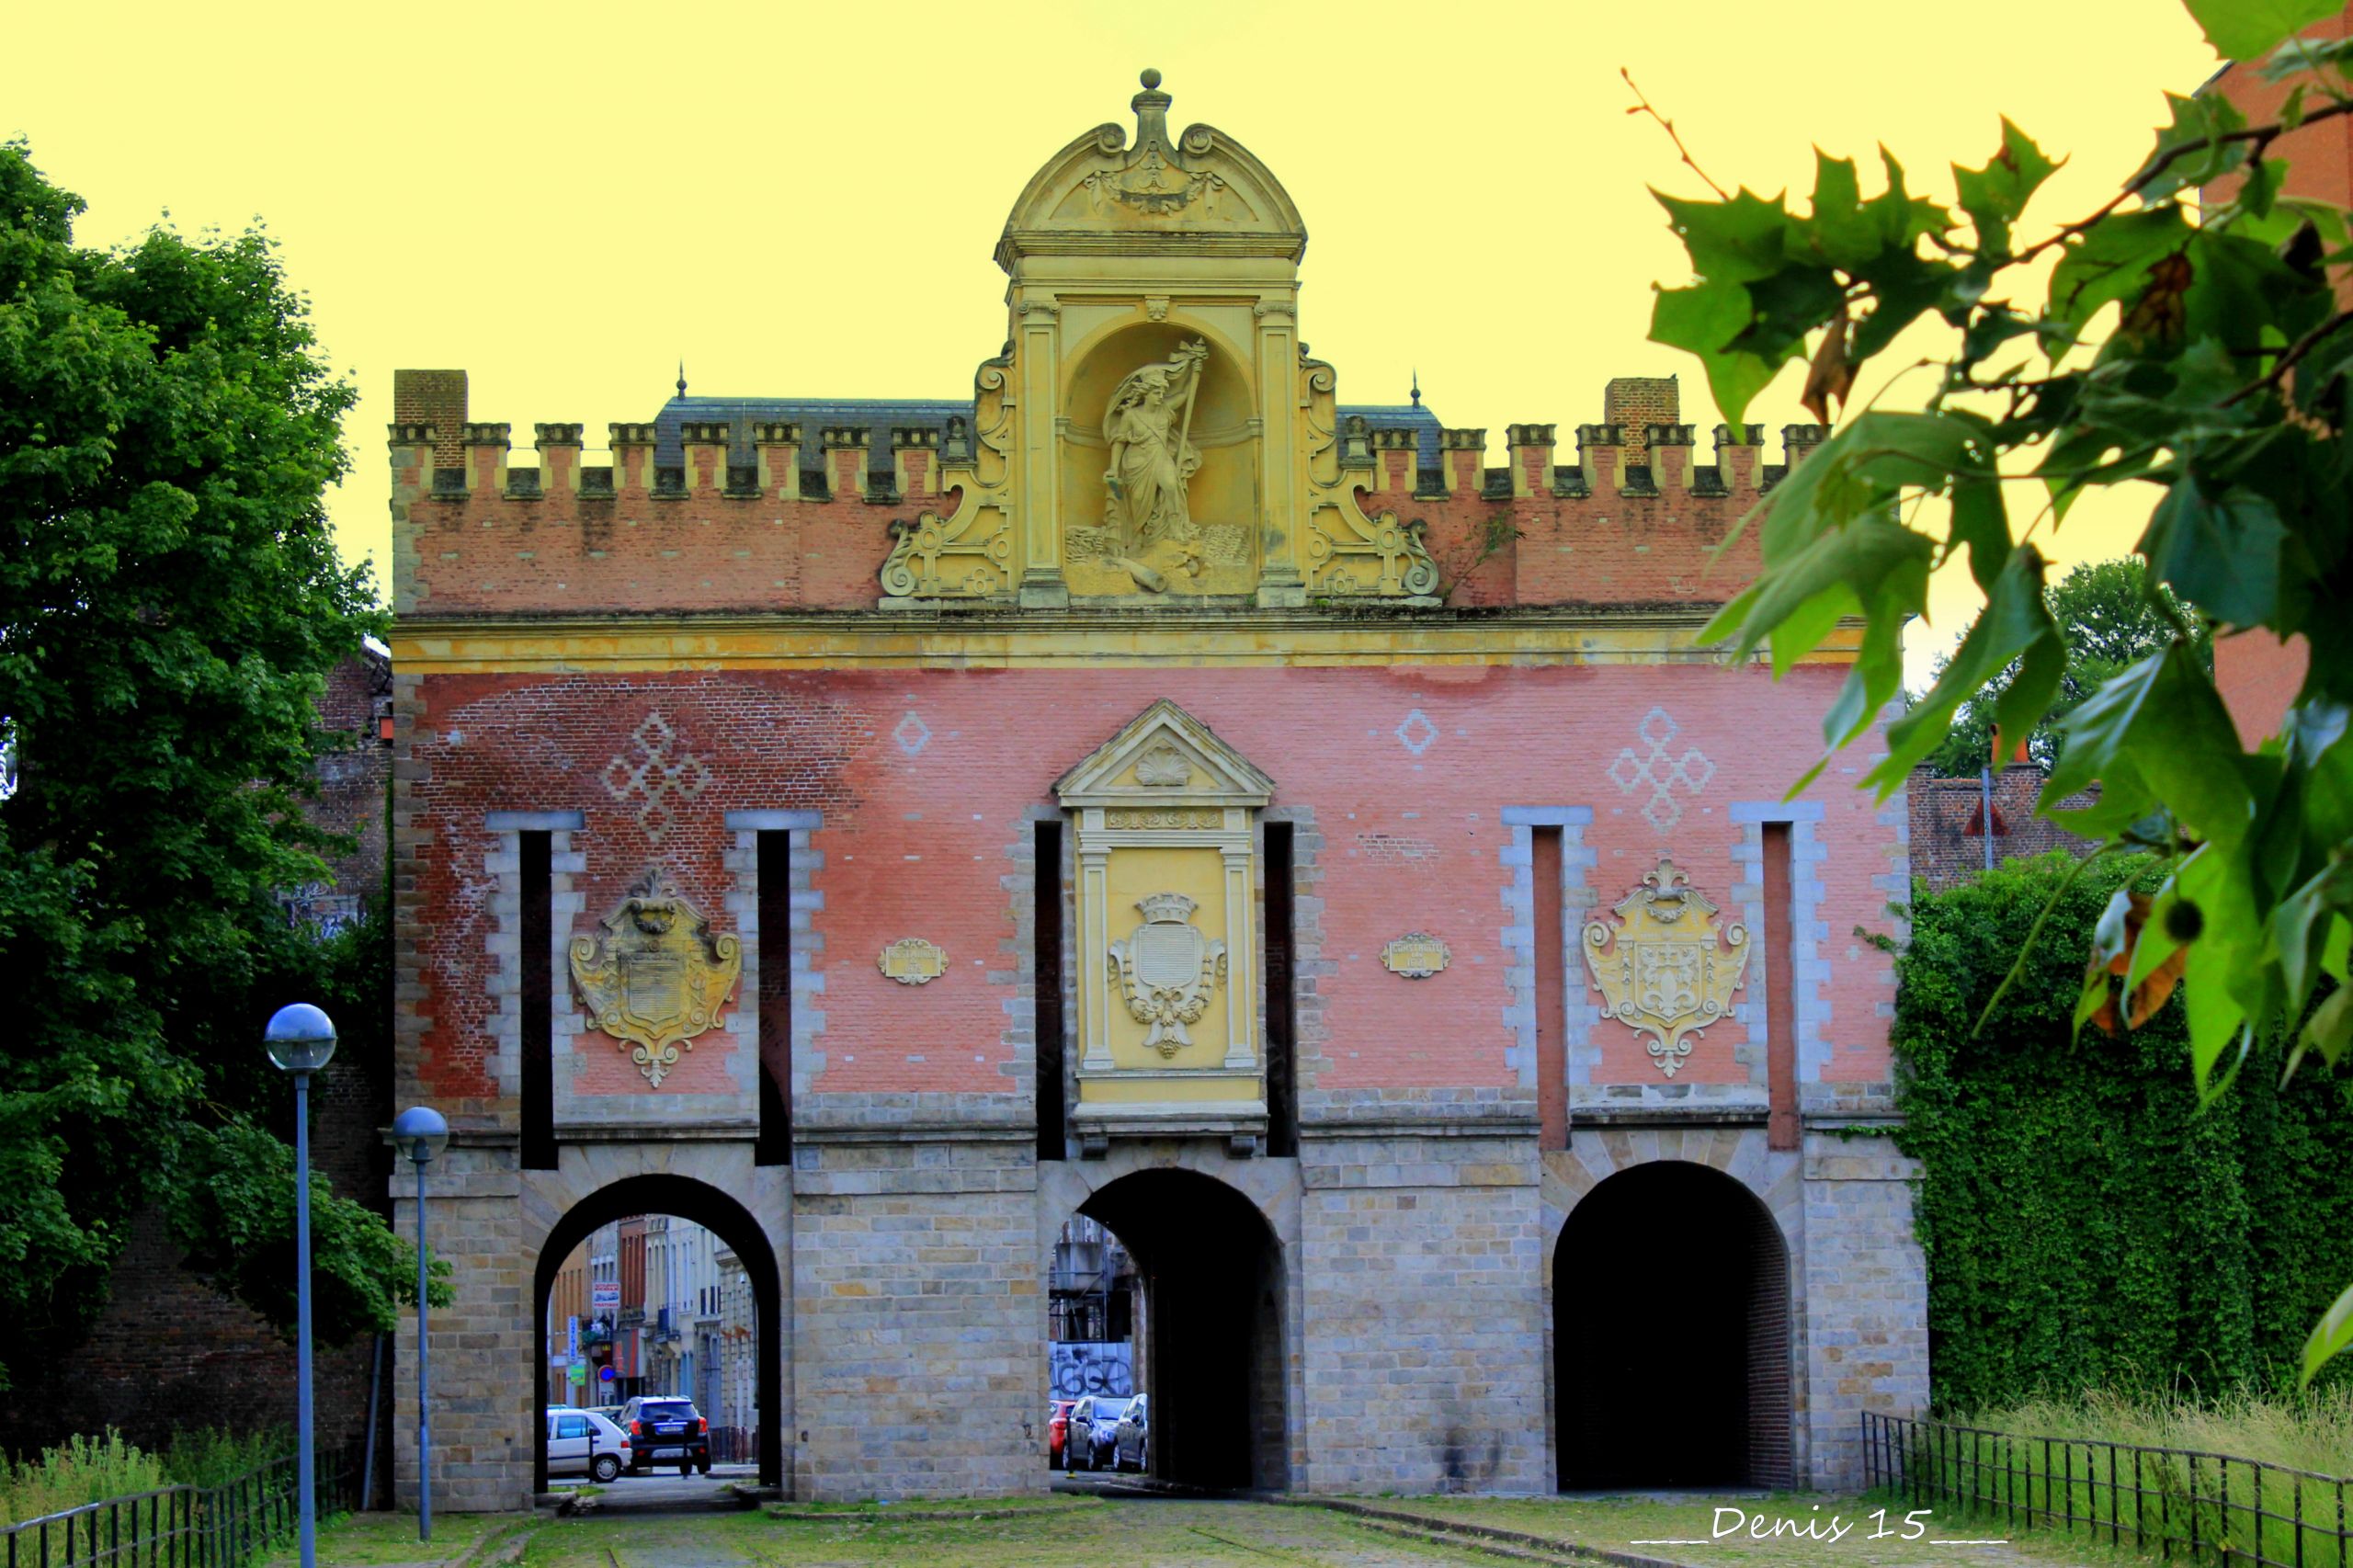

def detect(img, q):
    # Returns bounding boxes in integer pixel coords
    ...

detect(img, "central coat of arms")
[1108,891,1227,1057]
[569,869,743,1087]
[1583,859,1750,1078]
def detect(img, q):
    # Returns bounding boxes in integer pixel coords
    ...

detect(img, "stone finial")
[1506,424,1557,447]
[460,422,511,447]
[1645,423,1697,448]
[751,422,802,446]
[891,427,940,450]
[534,423,585,448]
[820,426,872,451]
[608,423,659,446]
[679,422,731,446]
[388,422,434,446]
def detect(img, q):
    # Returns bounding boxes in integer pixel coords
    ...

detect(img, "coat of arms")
[569,869,743,1088]
[1583,859,1749,1079]
[1108,892,1227,1057]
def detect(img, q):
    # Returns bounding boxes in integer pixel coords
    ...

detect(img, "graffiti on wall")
[1049,1340,1134,1400]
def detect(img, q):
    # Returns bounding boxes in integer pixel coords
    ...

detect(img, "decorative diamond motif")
[892,711,932,757]
[1394,709,1439,756]
[601,711,712,846]
[1610,705,1715,834]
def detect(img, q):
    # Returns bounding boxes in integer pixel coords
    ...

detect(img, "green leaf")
[1953,118,2060,256]
[2182,0,2335,63]
[2296,982,2353,1073]
[1871,546,2059,792]
[1652,282,1778,427]
[2302,1278,2353,1385]
[2043,652,2166,807]
[1656,187,1798,285]
[2135,91,2250,203]
[2049,206,2191,331]
[2122,647,2260,851]
[2138,482,2285,628]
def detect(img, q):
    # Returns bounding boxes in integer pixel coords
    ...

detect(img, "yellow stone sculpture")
[570,869,743,1088]
[1108,892,1228,1057]
[1584,859,1749,1079]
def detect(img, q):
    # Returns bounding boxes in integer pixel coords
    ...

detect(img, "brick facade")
[385,71,1927,1507]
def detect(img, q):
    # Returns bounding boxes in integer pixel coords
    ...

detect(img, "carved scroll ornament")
[1583,859,1749,1079]
[1108,892,1227,1057]
[570,869,744,1088]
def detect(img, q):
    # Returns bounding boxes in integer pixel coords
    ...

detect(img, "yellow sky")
[5,0,2221,682]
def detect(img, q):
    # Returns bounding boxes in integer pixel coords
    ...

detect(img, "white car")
[545,1405,631,1483]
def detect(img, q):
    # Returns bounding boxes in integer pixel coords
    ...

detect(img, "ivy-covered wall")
[1893,854,2353,1411]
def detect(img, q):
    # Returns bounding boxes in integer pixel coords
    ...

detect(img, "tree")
[1922,558,2209,775]
[0,142,431,1391]
[1643,0,2353,1379]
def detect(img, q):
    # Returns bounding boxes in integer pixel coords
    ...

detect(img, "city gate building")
[387,71,1927,1508]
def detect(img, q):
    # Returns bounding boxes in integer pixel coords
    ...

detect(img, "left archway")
[532,1175,782,1491]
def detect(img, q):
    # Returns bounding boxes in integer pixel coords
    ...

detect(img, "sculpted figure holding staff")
[1103,340,1209,584]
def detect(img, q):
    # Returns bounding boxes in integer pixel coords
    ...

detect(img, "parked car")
[1112,1393,1149,1472]
[1047,1399,1077,1469]
[619,1395,712,1475]
[544,1405,631,1483]
[1066,1394,1123,1471]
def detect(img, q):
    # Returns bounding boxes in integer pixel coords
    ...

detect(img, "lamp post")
[264,1004,337,1568]
[389,1106,449,1543]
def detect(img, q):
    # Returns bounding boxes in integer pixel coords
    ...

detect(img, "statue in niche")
[1101,339,1209,590]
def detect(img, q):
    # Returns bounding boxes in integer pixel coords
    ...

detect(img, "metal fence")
[1863,1411,2352,1568]
[707,1426,756,1466]
[1,1450,358,1568]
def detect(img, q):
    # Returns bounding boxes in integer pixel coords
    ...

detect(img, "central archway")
[1075,1169,1287,1490]
[532,1175,782,1491]
[1555,1161,1791,1490]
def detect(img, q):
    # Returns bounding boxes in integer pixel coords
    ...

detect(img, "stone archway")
[1554,1160,1792,1490]
[531,1174,782,1491]
[1072,1168,1288,1491]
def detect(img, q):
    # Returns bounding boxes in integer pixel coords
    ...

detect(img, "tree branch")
[1620,68,1729,200]
[2221,306,2353,406]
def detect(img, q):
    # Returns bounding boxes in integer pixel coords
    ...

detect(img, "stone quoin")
[387,70,1923,1507]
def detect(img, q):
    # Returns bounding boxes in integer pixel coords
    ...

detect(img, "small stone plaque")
[1381,932,1450,979]
[879,937,948,986]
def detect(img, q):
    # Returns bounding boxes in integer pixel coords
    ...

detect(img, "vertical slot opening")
[1532,826,1566,1151]
[1762,823,1798,1152]
[756,830,792,1165]
[1035,819,1066,1162]
[519,830,555,1170]
[1263,821,1299,1158]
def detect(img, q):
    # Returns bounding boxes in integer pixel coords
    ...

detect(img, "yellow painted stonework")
[388,616,1866,675]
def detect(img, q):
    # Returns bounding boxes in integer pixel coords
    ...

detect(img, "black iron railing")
[1,1449,358,1568]
[1864,1411,2351,1568]
[707,1426,756,1465]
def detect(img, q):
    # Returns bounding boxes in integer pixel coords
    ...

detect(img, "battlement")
[392,367,1804,619]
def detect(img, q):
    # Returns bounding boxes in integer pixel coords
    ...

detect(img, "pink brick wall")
[401,663,1895,1107]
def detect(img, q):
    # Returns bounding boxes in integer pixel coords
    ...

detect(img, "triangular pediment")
[1054,699,1274,809]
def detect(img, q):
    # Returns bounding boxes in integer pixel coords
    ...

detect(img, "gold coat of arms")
[1583,860,1749,1079]
[1108,892,1227,1057]
[569,869,743,1088]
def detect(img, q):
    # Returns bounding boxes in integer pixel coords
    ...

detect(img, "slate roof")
[652,393,1447,483]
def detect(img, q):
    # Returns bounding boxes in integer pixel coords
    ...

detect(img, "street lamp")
[389,1106,449,1543]
[265,1003,336,1568]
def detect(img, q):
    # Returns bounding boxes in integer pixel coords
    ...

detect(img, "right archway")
[1554,1161,1792,1490]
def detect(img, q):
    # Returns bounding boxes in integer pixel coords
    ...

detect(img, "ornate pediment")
[1055,699,1275,811]
[997,70,1304,267]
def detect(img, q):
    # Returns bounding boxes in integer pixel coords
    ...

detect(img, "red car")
[1047,1399,1077,1468]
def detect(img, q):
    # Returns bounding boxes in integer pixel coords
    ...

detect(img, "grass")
[1385,1492,2162,1566]
[259,1510,525,1567]
[504,1493,2183,1567]
[522,1499,1472,1565]
[766,1491,1092,1516]
[0,1430,168,1528]
[1892,1391,2353,1568]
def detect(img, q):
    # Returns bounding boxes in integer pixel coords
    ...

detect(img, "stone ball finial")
[1140,67,1162,89]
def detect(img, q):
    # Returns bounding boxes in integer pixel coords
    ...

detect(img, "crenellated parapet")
[388,78,1826,624]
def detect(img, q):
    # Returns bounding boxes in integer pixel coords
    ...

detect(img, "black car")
[619,1395,711,1475]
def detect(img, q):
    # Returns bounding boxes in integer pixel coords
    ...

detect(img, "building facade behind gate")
[388,72,1927,1508]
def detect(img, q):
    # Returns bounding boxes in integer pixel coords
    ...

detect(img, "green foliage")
[0,142,412,1388]
[1922,558,2209,775]
[1649,2,2353,1378]
[0,1431,166,1528]
[1894,855,2353,1408]
[160,1426,291,1490]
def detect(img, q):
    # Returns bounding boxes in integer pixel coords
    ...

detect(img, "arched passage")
[1076,1168,1287,1491]
[532,1175,781,1491]
[1554,1161,1791,1490]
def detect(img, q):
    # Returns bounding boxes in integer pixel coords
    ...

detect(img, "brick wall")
[1906,766,2098,893]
